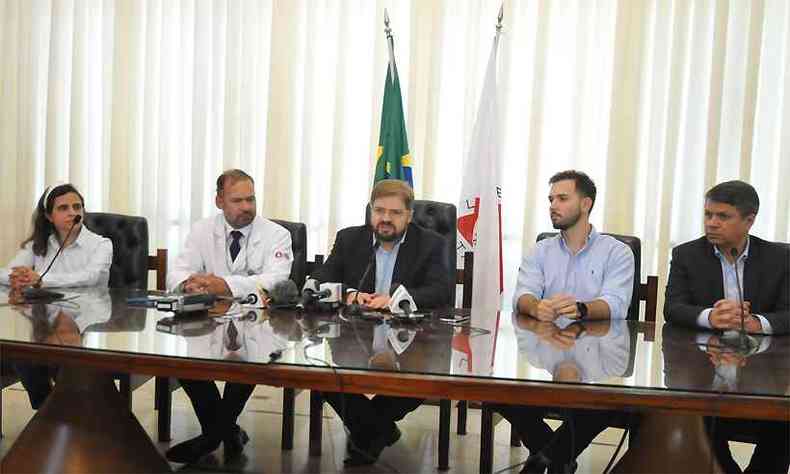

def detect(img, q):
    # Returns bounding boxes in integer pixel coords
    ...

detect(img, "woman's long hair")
[21,184,85,257]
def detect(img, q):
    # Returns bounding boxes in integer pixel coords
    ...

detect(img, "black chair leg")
[480,405,495,474]
[457,400,468,435]
[309,391,323,456]
[282,388,295,450]
[155,377,172,442]
[439,399,451,470]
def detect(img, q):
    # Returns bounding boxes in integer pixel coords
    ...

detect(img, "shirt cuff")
[695,333,713,351]
[697,308,714,329]
[753,314,772,335]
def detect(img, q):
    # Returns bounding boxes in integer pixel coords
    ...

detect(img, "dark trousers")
[12,361,53,410]
[708,417,790,474]
[322,391,423,441]
[492,404,622,464]
[179,379,255,440]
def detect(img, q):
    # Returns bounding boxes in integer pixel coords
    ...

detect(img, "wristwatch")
[576,301,589,320]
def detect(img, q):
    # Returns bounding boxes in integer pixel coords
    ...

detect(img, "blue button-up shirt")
[374,231,406,296]
[513,226,635,320]
[696,237,772,334]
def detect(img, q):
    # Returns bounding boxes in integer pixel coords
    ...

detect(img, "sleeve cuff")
[753,314,773,335]
[697,308,714,329]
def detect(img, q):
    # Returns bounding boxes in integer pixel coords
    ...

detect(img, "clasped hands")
[520,317,584,350]
[705,335,748,368]
[533,293,580,322]
[8,267,40,291]
[183,273,231,296]
[708,299,761,333]
[345,291,391,310]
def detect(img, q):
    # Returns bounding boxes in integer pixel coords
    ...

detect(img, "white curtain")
[2,0,788,320]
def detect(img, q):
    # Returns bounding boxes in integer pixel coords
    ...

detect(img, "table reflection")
[325,316,453,373]
[662,324,790,396]
[513,313,634,383]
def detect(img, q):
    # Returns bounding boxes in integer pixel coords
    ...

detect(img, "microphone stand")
[720,247,759,354]
[23,215,83,302]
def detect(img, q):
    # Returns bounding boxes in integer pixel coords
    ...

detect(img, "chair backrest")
[271,219,308,288]
[366,200,457,301]
[536,232,642,321]
[84,213,149,290]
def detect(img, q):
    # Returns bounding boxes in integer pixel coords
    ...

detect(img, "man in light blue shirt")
[496,170,635,474]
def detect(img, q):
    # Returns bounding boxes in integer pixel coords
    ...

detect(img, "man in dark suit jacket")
[311,179,450,465]
[665,180,789,473]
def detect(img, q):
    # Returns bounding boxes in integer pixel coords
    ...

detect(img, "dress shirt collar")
[558,224,598,255]
[713,235,750,263]
[224,220,252,240]
[48,225,87,250]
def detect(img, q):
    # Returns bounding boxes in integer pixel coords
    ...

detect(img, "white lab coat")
[167,214,293,298]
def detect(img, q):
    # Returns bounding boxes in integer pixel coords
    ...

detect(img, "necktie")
[225,320,241,352]
[229,230,243,263]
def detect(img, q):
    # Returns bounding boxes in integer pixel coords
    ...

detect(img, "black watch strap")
[576,301,589,320]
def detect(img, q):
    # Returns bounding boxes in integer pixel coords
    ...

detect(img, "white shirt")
[167,214,293,298]
[0,227,113,288]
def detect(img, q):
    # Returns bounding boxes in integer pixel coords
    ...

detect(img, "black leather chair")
[305,201,458,469]
[269,219,310,450]
[272,219,308,288]
[84,213,149,289]
[83,213,172,435]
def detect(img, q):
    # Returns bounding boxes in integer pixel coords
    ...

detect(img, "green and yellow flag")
[373,37,413,187]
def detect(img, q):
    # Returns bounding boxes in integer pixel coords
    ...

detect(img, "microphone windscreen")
[73,214,82,224]
[271,280,299,304]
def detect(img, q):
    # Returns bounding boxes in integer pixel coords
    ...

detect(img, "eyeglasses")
[372,207,410,219]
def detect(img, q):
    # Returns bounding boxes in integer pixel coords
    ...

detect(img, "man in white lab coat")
[165,169,293,465]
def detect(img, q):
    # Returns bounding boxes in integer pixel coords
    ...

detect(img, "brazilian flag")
[373,50,413,187]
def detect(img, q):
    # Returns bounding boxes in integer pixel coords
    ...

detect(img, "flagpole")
[384,8,397,79]
[496,3,504,43]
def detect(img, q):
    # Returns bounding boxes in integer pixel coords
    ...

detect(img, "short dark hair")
[216,169,254,194]
[549,170,597,212]
[705,180,759,217]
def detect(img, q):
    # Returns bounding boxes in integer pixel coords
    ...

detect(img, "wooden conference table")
[0,288,787,473]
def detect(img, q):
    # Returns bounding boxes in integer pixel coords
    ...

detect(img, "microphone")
[389,284,418,316]
[725,247,758,353]
[346,241,379,316]
[317,282,344,304]
[297,279,320,310]
[731,248,746,335]
[23,215,83,302]
[268,280,300,309]
[216,293,259,305]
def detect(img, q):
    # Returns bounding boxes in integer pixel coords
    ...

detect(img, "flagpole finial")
[384,8,392,39]
[496,3,504,33]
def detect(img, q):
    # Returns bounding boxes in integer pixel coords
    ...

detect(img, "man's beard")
[373,223,404,242]
[551,209,582,231]
[229,212,254,229]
